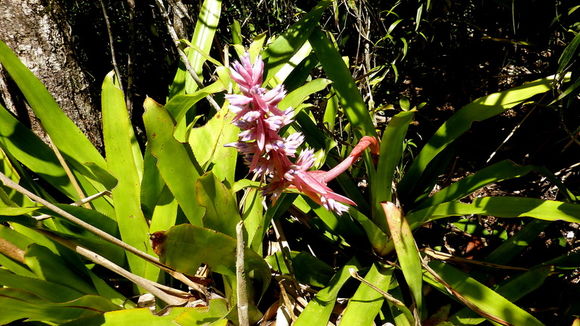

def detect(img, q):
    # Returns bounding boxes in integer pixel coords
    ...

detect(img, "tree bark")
[0,0,103,149]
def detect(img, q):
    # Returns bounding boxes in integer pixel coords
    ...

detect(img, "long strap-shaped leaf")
[382,202,423,318]
[407,196,580,229]
[143,98,204,226]
[309,27,376,138]
[295,263,358,326]
[414,160,536,210]
[169,0,222,97]
[102,72,153,280]
[372,111,415,231]
[398,74,570,200]
[0,103,77,199]
[339,264,393,325]
[262,0,331,83]
[426,260,544,326]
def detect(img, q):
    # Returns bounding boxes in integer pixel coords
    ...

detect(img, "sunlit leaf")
[0,289,119,325]
[102,71,151,278]
[372,110,414,231]
[263,0,331,83]
[169,0,222,97]
[0,41,107,190]
[407,197,580,229]
[158,224,270,294]
[309,28,376,138]
[382,202,422,313]
[188,109,238,183]
[426,261,543,326]
[415,160,535,210]
[339,264,393,325]
[295,263,357,326]
[195,171,241,237]
[143,98,204,226]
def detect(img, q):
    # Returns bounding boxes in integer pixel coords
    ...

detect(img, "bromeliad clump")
[226,54,378,215]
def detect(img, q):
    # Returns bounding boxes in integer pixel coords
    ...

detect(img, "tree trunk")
[0,0,104,149]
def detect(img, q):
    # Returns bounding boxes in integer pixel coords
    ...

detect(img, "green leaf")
[339,264,393,326]
[485,220,550,264]
[309,27,376,138]
[188,109,239,184]
[399,75,567,200]
[102,71,151,278]
[231,20,242,45]
[0,206,39,215]
[382,202,422,313]
[267,41,313,87]
[263,0,331,83]
[195,172,241,237]
[407,197,580,229]
[173,299,230,325]
[149,186,179,234]
[166,81,225,142]
[158,224,270,292]
[0,289,119,325]
[372,110,414,231]
[278,78,332,111]
[449,266,552,325]
[0,103,78,199]
[169,0,222,97]
[143,98,204,226]
[349,209,392,256]
[295,263,357,326]
[0,268,83,302]
[558,32,580,71]
[427,261,543,326]
[266,251,334,288]
[0,225,37,277]
[323,94,339,132]
[241,188,265,252]
[0,40,105,169]
[24,244,96,295]
[415,160,536,210]
[140,146,165,217]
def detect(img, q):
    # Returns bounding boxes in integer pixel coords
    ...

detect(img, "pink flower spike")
[226,51,369,215]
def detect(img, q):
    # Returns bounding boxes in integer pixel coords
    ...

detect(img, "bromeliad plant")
[0,0,578,325]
